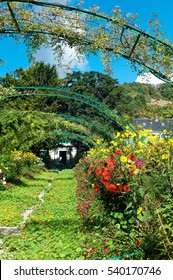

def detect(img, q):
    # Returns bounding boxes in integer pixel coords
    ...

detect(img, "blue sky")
[0,0,173,84]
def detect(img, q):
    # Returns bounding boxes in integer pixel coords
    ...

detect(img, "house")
[49,141,78,169]
[133,118,173,135]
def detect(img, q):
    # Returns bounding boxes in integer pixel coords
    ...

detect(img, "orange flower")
[128,154,136,161]
[135,239,142,246]
[95,168,103,176]
[107,184,117,192]
[115,149,122,155]
[102,168,112,180]
[102,179,109,188]
[107,158,115,169]
[123,185,131,192]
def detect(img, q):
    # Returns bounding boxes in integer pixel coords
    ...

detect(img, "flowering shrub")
[0,151,44,188]
[74,128,173,259]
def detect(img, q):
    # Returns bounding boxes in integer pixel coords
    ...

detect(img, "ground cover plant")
[0,170,86,260]
[74,128,173,259]
[0,171,56,227]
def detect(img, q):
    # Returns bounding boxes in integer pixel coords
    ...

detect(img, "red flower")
[123,185,131,192]
[110,153,115,159]
[95,168,103,176]
[130,168,135,176]
[107,184,117,192]
[115,149,122,155]
[84,157,88,164]
[107,158,115,169]
[93,182,100,192]
[115,187,121,194]
[90,248,95,253]
[135,239,142,246]
[104,248,109,253]
[102,179,109,188]
[95,186,100,193]
[128,154,136,161]
[102,168,112,180]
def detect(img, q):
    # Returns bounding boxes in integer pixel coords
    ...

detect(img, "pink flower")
[90,248,95,253]
[84,251,88,256]
[104,248,109,253]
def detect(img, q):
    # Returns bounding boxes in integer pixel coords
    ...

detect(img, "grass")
[0,171,57,227]
[0,169,85,260]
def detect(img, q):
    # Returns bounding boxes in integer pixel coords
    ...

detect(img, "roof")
[133,118,173,133]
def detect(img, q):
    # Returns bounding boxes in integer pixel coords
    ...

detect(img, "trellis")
[0,0,173,84]
[0,86,138,138]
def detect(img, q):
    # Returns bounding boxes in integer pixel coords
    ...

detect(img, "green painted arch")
[2,86,137,134]
[0,0,173,85]
[58,114,115,141]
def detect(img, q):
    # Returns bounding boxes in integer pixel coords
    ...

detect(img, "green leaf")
[76,247,82,253]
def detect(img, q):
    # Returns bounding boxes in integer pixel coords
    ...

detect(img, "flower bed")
[74,129,173,259]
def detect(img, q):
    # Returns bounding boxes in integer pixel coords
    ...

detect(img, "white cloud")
[35,45,89,78]
[34,0,89,77]
[135,72,165,85]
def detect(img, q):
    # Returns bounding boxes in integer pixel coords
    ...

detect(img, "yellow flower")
[137,141,143,148]
[137,207,144,215]
[168,139,173,147]
[110,140,117,147]
[120,156,128,163]
[115,132,120,138]
[161,154,168,160]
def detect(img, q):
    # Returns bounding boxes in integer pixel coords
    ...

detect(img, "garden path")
[0,170,85,259]
[0,173,57,255]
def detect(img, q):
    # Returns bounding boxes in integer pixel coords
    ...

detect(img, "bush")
[0,151,44,187]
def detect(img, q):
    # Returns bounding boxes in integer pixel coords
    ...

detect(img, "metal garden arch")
[0,0,173,84]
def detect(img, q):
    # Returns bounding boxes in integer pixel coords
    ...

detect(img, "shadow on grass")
[25,217,81,233]
[54,177,74,181]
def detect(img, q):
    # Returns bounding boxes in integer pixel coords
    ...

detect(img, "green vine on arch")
[0,85,137,134]
[57,114,115,141]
